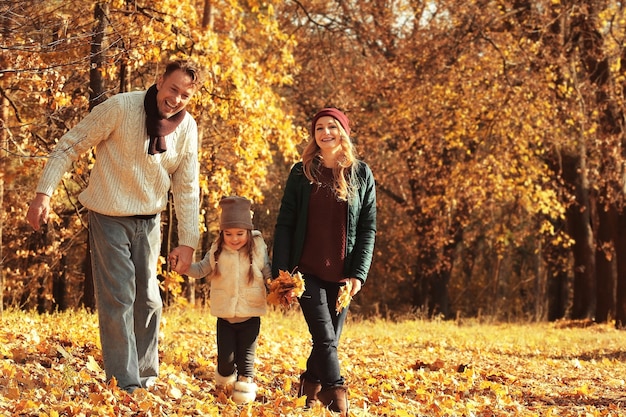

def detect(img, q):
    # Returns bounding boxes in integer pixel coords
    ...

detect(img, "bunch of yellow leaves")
[267,270,305,307]
[336,281,353,314]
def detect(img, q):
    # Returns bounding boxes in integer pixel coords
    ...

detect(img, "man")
[26,60,202,393]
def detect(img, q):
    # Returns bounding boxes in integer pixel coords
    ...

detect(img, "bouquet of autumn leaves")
[267,269,353,314]
[267,270,305,308]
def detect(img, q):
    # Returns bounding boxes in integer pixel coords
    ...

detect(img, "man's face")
[155,69,196,118]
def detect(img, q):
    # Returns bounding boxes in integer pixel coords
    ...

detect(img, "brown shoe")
[318,385,349,416]
[298,374,322,408]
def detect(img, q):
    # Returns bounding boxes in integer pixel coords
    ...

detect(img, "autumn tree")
[5,0,626,321]
[277,0,626,321]
[299,0,626,323]
[496,1,626,324]
[1,0,300,311]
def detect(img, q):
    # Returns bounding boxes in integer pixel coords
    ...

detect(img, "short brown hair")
[163,60,202,85]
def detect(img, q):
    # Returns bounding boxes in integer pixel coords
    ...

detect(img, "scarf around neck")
[144,84,187,155]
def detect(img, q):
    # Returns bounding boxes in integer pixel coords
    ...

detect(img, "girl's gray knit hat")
[219,196,253,230]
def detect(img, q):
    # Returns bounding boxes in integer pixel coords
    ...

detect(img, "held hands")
[168,245,194,274]
[26,193,51,231]
[28,194,196,274]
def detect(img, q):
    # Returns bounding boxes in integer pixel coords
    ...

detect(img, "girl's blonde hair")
[210,230,255,284]
[302,119,359,201]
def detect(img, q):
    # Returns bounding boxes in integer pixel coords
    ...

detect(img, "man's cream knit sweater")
[36,90,200,248]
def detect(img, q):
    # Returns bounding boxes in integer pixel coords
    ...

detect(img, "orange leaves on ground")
[2,310,626,416]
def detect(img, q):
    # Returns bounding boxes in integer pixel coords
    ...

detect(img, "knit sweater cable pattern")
[35,90,200,248]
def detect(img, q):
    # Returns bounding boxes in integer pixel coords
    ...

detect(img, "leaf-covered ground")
[1,308,626,416]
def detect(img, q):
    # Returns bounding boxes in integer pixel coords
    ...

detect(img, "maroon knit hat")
[311,108,350,137]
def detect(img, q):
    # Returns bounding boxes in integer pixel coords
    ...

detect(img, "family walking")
[26,60,376,416]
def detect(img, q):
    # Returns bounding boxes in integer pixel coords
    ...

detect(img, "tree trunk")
[547,269,568,321]
[0,170,3,316]
[534,239,545,321]
[428,273,450,319]
[162,192,176,305]
[81,240,95,310]
[202,0,213,30]
[34,224,55,313]
[120,59,131,93]
[542,216,569,321]
[563,154,596,319]
[79,2,110,311]
[594,201,616,322]
[412,265,428,313]
[0,0,11,317]
[89,2,108,110]
[195,192,214,306]
[0,94,6,316]
[53,255,68,311]
[615,210,626,327]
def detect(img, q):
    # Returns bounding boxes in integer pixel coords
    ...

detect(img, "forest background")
[2,0,626,325]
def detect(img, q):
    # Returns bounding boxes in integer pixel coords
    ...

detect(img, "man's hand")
[26,193,51,231]
[168,245,194,274]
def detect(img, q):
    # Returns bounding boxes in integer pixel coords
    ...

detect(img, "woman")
[272,108,377,415]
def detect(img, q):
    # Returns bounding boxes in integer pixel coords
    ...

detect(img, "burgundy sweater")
[298,166,348,282]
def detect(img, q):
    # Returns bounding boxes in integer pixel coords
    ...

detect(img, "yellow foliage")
[6,0,626,322]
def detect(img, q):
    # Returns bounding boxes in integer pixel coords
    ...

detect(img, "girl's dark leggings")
[216,316,260,378]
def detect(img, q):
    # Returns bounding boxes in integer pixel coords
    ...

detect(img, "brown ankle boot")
[318,385,349,416]
[298,374,322,408]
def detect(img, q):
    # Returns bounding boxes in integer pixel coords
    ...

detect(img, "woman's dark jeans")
[216,317,260,378]
[299,274,349,387]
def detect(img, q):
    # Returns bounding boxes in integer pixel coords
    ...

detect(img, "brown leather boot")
[318,385,349,416]
[298,374,322,408]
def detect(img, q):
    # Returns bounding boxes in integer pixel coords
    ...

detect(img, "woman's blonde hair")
[301,120,359,201]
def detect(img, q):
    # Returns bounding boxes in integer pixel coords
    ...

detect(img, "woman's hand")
[348,278,362,297]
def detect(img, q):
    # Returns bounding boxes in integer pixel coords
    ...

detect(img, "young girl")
[187,196,271,404]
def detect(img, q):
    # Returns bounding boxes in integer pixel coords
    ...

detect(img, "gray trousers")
[89,211,163,391]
